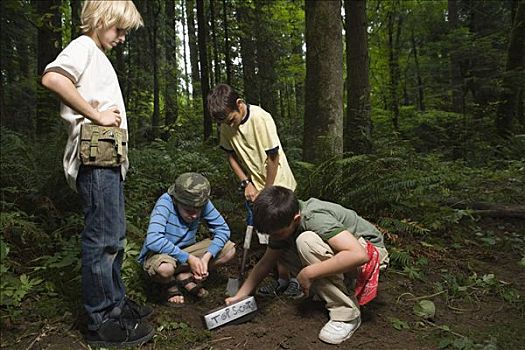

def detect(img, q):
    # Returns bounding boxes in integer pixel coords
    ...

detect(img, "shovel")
[226,202,254,296]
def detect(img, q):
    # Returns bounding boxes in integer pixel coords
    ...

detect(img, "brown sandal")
[176,276,209,299]
[164,281,185,307]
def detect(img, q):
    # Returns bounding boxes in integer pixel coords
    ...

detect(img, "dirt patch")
[2,219,524,349]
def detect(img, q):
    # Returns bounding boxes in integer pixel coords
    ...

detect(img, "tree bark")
[181,0,191,101]
[344,0,372,155]
[146,0,161,140]
[222,0,232,85]
[496,0,525,136]
[303,0,344,163]
[165,0,179,128]
[197,0,211,140]
[237,1,258,104]
[444,199,525,219]
[209,0,220,85]
[36,0,62,134]
[411,29,425,111]
[70,0,81,39]
[387,2,402,131]
[186,0,201,100]
[448,0,464,113]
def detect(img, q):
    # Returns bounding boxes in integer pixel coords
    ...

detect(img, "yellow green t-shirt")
[269,198,385,250]
[219,104,296,191]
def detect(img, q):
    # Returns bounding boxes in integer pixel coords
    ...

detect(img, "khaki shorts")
[143,239,235,278]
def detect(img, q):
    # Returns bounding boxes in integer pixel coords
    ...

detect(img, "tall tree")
[410,28,424,111]
[344,0,372,154]
[70,0,81,39]
[146,0,161,140]
[165,0,179,128]
[303,0,343,163]
[209,0,220,85]
[254,0,279,119]
[496,0,525,136]
[237,0,258,103]
[386,0,402,131]
[181,0,191,101]
[448,0,463,113]
[36,0,62,134]
[196,0,211,140]
[186,0,201,100]
[222,0,232,85]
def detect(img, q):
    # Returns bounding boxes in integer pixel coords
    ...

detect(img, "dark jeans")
[77,166,126,330]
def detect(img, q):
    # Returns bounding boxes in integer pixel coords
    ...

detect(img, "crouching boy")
[225,186,388,345]
[138,173,236,305]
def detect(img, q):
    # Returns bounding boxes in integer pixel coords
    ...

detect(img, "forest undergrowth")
[1,109,524,349]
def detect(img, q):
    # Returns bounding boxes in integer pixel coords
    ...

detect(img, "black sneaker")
[86,317,155,347]
[121,298,154,320]
[256,279,288,297]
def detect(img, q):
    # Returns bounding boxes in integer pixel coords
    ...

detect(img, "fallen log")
[443,199,525,219]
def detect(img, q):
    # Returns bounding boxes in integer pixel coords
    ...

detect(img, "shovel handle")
[245,201,254,226]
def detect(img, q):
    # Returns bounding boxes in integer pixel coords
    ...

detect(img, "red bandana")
[355,241,380,305]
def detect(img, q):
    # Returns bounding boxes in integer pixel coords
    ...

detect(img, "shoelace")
[123,298,141,319]
[284,281,301,296]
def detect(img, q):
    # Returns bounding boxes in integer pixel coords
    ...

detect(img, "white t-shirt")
[44,35,129,191]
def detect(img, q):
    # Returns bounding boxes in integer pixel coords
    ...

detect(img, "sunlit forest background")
[1,0,524,348]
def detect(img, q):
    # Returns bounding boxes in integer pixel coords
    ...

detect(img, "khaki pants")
[280,231,388,322]
[143,239,235,279]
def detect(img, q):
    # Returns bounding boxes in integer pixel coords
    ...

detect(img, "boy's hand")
[197,252,212,280]
[296,267,313,297]
[95,106,121,127]
[187,254,207,281]
[244,183,258,202]
[225,294,246,305]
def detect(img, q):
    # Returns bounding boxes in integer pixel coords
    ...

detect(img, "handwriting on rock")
[204,296,258,330]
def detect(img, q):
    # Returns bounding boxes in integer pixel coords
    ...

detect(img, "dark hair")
[253,186,299,234]
[207,83,241,122]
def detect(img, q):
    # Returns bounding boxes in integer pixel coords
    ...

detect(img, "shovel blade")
[226,278,239,296]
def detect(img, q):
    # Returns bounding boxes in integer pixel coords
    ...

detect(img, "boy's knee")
[296,231,332,263]
[154,262,176,281]
[296,231,322,252]
[215,242,236,265]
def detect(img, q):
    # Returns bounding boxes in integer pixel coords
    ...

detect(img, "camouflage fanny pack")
[79,124,127,167]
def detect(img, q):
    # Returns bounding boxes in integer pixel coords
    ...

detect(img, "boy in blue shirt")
[138,173,236,305]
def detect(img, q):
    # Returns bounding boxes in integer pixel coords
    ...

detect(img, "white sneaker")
[318,317,361,345]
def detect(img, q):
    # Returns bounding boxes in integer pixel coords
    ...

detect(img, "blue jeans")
[77,166,126,330]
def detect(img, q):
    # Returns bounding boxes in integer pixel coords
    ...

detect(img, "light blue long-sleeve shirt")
[137,193,230,264]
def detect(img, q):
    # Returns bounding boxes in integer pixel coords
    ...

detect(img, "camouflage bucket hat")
[168,173,211,208]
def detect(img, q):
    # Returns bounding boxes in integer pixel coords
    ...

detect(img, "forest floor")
[2,218,524,350]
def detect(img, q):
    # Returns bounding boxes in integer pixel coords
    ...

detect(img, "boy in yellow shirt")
[207,83,301,297]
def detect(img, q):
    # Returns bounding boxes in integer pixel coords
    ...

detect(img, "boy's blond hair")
[81,0,143,34]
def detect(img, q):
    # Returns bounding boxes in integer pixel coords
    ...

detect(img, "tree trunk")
[254,0,279,119]
[186,0,201,100]
[237,1,258,104]
[197,0,211,140]
[181,0,191,101]
[444,198,525,219]
[303,0,343,163]
[36,0,62,134]
[165,0,179,128]
[448,0,464,113]
[411,29,425,111]
[147,0,160,140]
[496,0,525,137]
[209,0,220,85]
[344,0,372,155]
[70,0,81,39]
[387,3,401,131]
[222,0,232,85]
